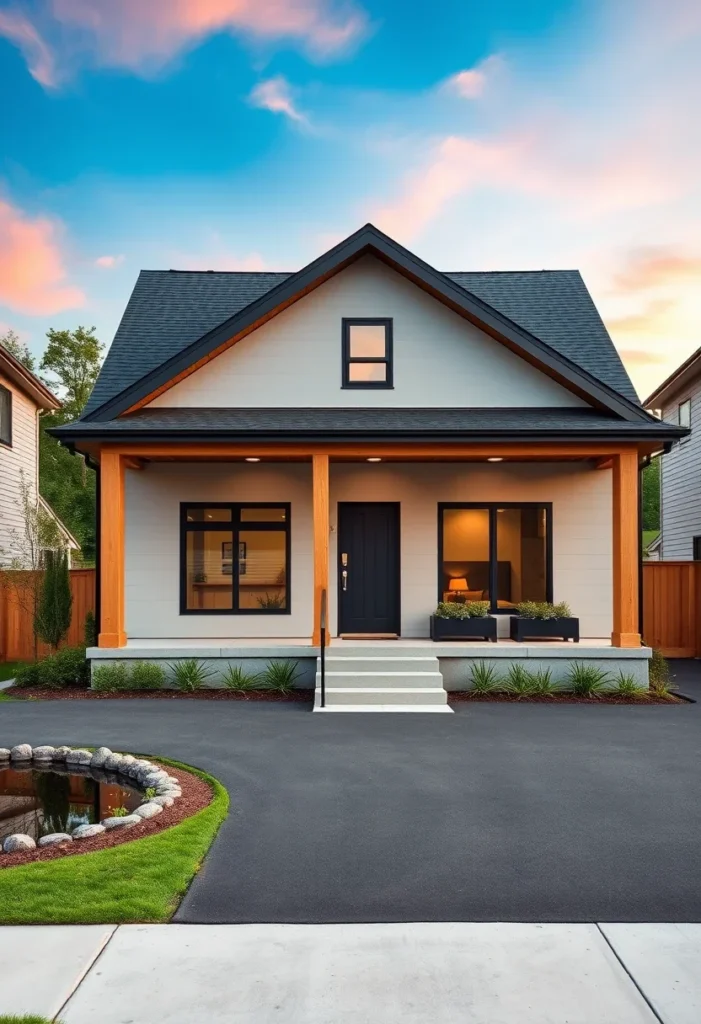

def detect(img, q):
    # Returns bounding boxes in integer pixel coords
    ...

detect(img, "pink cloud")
[0,198,84,316]
[43,0,365,77]
[249,75,306,123]
[95,254,125,269]
[442,56,502,99]
[614,248,701,292]
[0,9,58,87]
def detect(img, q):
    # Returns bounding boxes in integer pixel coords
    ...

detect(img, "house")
[52,224,683,709]
[644,347,701,560]
[0,345,80,568]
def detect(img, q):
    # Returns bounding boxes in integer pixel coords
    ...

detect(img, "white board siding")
[0,374,38,566]
[660,386,701,559]
[124,461,611,640]
[147,256,588,410]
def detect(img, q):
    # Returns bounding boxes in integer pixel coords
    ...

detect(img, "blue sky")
[0,0,699,398]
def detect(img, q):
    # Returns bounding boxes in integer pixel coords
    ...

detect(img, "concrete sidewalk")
[2,923,700,1023]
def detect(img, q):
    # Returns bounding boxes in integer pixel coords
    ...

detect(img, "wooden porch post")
[98,450,127,648]
[611,450,641,648]
[312,453,330,646]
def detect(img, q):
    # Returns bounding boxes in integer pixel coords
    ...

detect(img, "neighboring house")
[53,224,683,708]
[644,348,701,561]
[0,345,80,567]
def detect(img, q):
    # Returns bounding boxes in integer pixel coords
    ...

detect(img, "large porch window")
[438,503,552,612]
[181,504,290,614]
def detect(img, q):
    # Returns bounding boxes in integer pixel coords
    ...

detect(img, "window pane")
[186,531,233,610]
[185,507,231,522]
[0,387,10,444]
[441,509,490,602]
[240,507,287,522]
[496,507,547,609]
[349,324,386,358]
[348,362,387,383]
[679,399,691,429]
[238,530,287,611]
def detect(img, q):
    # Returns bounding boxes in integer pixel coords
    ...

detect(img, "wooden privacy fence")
[642,561,701,658]
[0,568,96,662]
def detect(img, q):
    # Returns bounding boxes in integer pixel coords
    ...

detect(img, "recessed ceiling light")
[245,457,261,462]
[367,457,382,462]
[487,457,504,462]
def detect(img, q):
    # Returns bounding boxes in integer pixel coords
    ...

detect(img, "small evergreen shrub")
[649,649,672,693]
[12,661,43,688]
[169,659,213,692]
[262,660,300,693]
[92,662,130,692]
[130,661,166,691]
[515,601,572,620]
[222,664,261,691]
[435,600,490,619]
[35,549,73,650]
[84,609,97,648]
[13,647,89,690]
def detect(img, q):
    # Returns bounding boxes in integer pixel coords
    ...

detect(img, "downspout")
[93,458,101,648]
[639,456,648,645]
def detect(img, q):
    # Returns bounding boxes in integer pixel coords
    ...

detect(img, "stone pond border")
[0,744,183,855]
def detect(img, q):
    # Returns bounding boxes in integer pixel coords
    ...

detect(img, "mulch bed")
[0,761,212,869]
[449,692,687,705]
[9,687,313,701]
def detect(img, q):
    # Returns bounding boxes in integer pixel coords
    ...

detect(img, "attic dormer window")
[342,319,393,389]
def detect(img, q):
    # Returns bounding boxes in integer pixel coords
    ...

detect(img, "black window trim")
[0,383,12,448]
[437,502,553,613]
[693,536,701,562]
[180,502,291,616]
[341,317,393,389]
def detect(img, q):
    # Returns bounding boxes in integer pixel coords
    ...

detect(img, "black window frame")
[437,502,553,613]
[341,318,393,389]
[0,384,12,447]
[180,502,291,616]
[678,398,691,441]
[693,536,701,561]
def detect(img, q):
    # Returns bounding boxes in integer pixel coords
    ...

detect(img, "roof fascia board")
[83,224,647,423]
[644,346,701,408]
[0,349,61,410]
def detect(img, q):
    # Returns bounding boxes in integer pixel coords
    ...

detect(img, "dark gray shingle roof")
[56,406,680,440]
[83,267,638,417]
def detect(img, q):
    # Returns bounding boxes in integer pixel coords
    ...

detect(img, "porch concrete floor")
[1,661,698,924]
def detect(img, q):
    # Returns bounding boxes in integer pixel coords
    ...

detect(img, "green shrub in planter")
[130,661,166,691]
[435,601,490,619]
[515,601,572,620]
[92,663,130,693]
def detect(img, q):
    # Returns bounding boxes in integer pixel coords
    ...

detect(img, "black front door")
[337,502,400,636]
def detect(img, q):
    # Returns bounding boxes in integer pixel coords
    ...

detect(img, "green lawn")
[0,661,29,683]
[0,1017,60,1023]
[0,757,228,925]
[643,529,660,551]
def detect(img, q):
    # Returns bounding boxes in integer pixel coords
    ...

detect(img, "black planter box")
[509,616,580,642]
[430,615,497,642]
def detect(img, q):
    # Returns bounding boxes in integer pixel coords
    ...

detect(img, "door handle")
[342,570,348,591]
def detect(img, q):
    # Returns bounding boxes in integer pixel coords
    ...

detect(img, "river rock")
[104,753,124,771]
[90,746,112,768]
[102,815,141,830]
[72,823,106,839]
[10,744,32,760]
[133,802,163,819]
[3,833,36,852]
[66,749,92,765]
[53,746,71,760]
[150,794,174,808]
[32,745,56,760]
[38,833,73,847]
[0,749,10,760]
[142,771,168,787]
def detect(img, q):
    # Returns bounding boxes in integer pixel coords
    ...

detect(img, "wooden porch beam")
[98,450,127,648]
[312,453,330,647]
[123,456,145,471]
[611,450,641,648]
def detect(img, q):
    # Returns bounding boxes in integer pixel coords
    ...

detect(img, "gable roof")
[0,345,60,410]
[644,344,701,409]
[82,223,649,424]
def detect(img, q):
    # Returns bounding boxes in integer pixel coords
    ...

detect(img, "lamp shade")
[448,577,469,591]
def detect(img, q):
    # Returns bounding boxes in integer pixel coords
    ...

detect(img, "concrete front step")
[321,656,440,674]
[320,687,449,706]
[315,671,445,689]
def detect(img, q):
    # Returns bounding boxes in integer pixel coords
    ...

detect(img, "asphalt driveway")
[2,665,700,923]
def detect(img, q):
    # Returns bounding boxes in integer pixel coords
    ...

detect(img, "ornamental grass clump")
[529,667,559,696]
[648,649,676,698]
[611,672,649,699]
[504,663,538,697]
[222,664,261,691]
[262,660,300,694]
[469,661,501,694]
[566,662,610,697]
[169,658,214,692]
[435,600,490,619]
[515,601,572,620]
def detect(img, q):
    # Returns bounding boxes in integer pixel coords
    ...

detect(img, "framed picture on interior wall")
[238,541,247,576]
[222,541,233,576]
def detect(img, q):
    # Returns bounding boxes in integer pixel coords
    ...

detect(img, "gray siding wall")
[0,372,39,566]
[660,382,701,559]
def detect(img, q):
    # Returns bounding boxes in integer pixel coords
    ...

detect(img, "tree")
[35,548,73,650]
[38,326,105,564]
[40,325,104,421]
[642,457,661,532]
[0,328,35,372]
